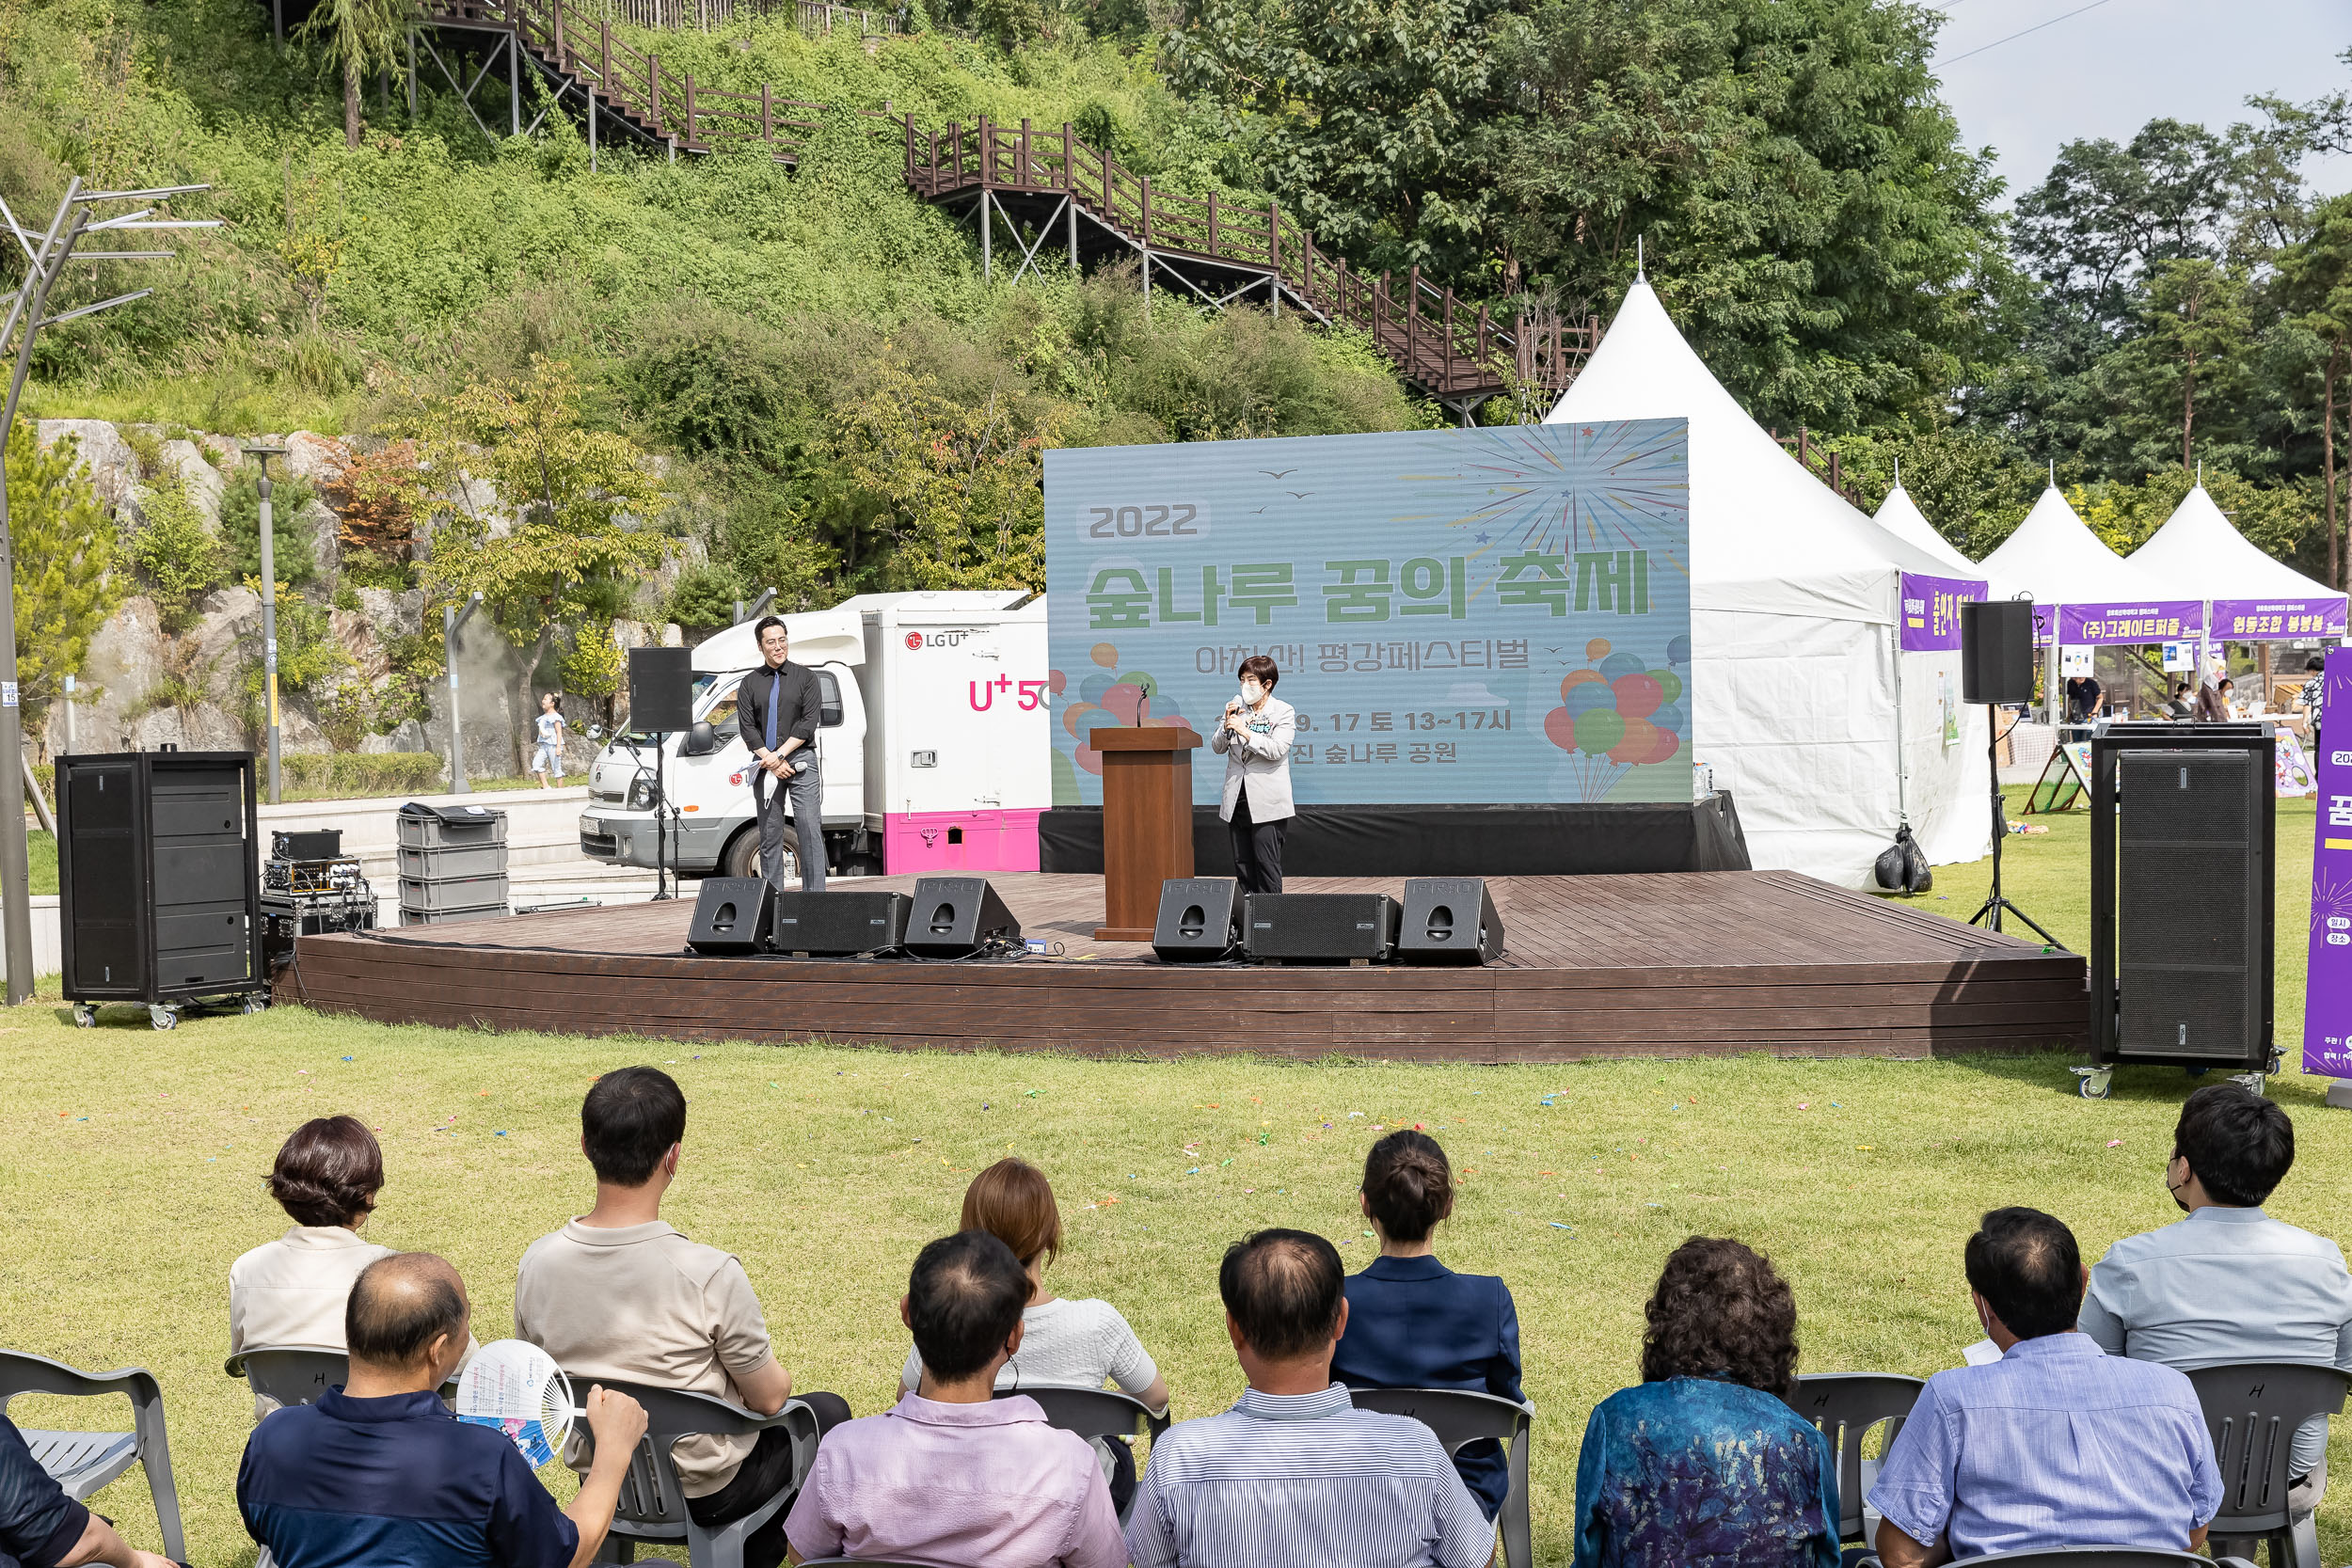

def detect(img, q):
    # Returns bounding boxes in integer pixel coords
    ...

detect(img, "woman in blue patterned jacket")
[1573,1237,1840,1568]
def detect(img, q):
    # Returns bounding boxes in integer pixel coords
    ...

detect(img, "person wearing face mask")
[1211,655,1295,895]
[2079,1084,2352,1529]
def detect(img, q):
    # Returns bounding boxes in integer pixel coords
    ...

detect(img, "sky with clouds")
[1929,0,2350,204]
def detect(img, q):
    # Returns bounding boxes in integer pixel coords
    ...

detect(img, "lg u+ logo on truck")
[905,629,974,650]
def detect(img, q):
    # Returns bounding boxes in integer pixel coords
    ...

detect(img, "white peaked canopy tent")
[1874,480,1979,576]
[2131,481,2347,631]
[1544,280,1990,885]
[1979,484,2175,609]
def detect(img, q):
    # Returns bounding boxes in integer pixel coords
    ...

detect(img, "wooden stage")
[282,871,2089,1062]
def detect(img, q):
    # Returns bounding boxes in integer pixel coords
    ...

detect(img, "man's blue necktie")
[765,669,781,751]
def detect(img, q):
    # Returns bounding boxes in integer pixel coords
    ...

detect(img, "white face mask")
[1240,682,1265,705]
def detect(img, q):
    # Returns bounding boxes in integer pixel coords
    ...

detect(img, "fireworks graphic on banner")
[2312,865,2352,934]
[1395,424,1690,589]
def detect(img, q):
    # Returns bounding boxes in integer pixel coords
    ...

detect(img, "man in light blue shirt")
[1869,1208,2220,1566]
[2080,1083,2352,1517]
[1125,1228,1494,1568]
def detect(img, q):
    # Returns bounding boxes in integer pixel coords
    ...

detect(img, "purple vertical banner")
[1899,573,1987,652]
[2304,648,2352,1078]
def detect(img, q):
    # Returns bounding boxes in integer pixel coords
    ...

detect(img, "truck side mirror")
[682,721,716,757]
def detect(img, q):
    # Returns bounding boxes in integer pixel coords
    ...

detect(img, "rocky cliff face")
[30,420,678,778]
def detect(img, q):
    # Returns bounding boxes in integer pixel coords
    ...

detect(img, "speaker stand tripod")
[1968,705,2062,946]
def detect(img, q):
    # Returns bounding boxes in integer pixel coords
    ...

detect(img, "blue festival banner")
[1042,421,1692,806]
[2307,649,2352,1079]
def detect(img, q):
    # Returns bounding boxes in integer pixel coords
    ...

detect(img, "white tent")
[1979,484,2177,609]
[2131,481,2346,619]
[1875,481,1979,576]
[1544,280,1990,886]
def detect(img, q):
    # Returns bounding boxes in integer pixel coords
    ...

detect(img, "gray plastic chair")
[2186,1361,2350,1568]
[225,1346,349,1411]
[0,1349,185,1561]
[577,1379,818,1568]
[993,1384,1170,1526]
[1787,1371,1926,1543]
[1345,1386,1533,1568]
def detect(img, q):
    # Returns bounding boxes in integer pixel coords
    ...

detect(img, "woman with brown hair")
[1329,1130,1524,1521]
[228,1117,394,1416]
[1571,1237,1839,1568]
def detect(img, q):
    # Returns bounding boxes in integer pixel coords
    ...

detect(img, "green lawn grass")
[3,800,2344,1566]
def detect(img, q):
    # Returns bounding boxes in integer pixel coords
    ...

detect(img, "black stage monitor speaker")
[772,889,912,957]
[1396,878,1503,964]
[628,646,696,733]
[1244,892,1400,964]
[1152,879,1241,962]
[2114,749,2269,1061]
[1960,599,2036,705]
[907,877,1021,958]
[686,877,772,956]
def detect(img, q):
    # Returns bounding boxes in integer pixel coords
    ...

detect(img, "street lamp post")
[0,177,217,1003]
[243,444,288,804]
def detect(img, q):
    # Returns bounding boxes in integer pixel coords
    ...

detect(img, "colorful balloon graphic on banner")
[1049,641,1186,778]
[1541,637,1687,797]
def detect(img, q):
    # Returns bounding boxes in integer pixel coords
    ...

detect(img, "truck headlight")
[628,777,660,811]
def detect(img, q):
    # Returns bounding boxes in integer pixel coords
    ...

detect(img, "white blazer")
[1211,695,1295,822]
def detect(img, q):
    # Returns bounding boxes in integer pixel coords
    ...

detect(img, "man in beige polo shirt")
[515,1067,850,1568]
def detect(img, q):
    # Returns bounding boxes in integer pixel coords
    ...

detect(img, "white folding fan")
[453,1339,587,1468]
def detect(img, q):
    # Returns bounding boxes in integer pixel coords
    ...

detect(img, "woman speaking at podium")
[1213,655,1296,895]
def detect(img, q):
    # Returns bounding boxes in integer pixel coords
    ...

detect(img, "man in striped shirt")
[1126,1228,1494,1568]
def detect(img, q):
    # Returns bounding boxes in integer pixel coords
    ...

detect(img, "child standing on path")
[531,693,569,787]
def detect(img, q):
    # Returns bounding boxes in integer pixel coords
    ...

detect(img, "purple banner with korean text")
[2304,650,2352,1078]
[1899,573,1987,652]
[2211,598,2348,641]
[2053,601,2205,645]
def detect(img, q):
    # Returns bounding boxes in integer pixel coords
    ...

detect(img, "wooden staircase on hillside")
[278,0,1595,417]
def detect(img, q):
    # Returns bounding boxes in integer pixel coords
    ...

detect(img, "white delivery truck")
[577,590,1053,883]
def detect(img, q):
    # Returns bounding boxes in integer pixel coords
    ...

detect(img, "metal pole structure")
[445,592,483,793]
[60,673,74,755]
[0,177,214,1003]
[244,445,288,803]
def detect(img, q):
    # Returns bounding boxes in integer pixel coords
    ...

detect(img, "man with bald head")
[238,1252,647,1568]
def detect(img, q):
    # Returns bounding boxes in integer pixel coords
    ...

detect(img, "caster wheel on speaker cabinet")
[2268,1049,2284,1076]
[242,994,268,1015]
[2074,1067,2113,1101]
[149,1005,177,1032]
[71,1006,94,1028]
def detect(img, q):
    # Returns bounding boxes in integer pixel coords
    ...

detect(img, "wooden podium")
[1091,726,1203,941]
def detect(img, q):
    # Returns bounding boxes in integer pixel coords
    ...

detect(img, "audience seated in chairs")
[238,1253,646,1568]
[2079,1084,2352,1523]
[0,1412,175,1568]
[1868,1208,2221,1566]
[1572,1236,1837,1568]
[898,1158,1169,1515]
[515,1067,850,1568]
[783,1229,1126,1568]
[1125,1227,1493,1568]
[229,1117,417,1419]
[1331,1131,1523,1523]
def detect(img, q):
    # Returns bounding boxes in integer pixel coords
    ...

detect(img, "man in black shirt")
[0,1411,175,1566]
[732,616,827,891]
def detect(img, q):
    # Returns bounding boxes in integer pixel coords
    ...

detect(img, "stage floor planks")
[284,871,2089,1062]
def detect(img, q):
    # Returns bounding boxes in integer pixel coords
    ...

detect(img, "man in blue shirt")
[1869,1208,2220,1566]
[239,1252,646,1568]
[2079,1084,2352,1522]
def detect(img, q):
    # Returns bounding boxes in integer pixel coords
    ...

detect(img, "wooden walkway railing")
[1771,428,1867,510]
[904,115,1597,408]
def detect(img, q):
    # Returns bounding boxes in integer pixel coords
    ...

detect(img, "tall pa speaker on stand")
[1960,599,2060,946]
[628,647,695,901]
[2081,721,2277,1100]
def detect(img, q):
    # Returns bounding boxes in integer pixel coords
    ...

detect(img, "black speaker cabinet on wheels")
[1152,879,1242,962]
[1244,892,1400,964]
[1960,599,2037,705]
[685,877,772,956]
[1396,878,1504,964]
[628,646,696,734]
[906,877,1022,958]
[57,750,262,1029]
[2086,722,2276,1098]
[771,890,912,957]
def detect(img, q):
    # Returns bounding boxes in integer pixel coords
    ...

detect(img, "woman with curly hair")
[1330,1131,1523,1520]
[1572,1237,1839,1568]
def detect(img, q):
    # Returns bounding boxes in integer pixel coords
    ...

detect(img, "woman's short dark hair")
[581,1067,687,1187]
[1641,1236,1799,1396]
[2173,1083,2294,1206]
[267,1115,383,1227]
[1963,1207,2082,1339]
[1362,1131,1454,1243]
[2309,656,2327,673]
[908,1230,1029,1383]
[1238,655,1279,689]
[1219,1229,1343,1359]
